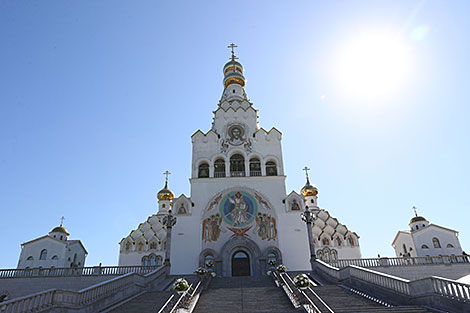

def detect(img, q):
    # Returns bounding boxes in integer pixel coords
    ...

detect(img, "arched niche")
[219,236,262,277]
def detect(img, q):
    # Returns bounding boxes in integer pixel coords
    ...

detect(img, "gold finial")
[157,170,174,201]
[301,166,318,197]
[227,43,238,61]
[60,216,65,227]
[413,206,418,217]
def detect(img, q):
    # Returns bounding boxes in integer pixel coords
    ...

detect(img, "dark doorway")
[232,251,250,276]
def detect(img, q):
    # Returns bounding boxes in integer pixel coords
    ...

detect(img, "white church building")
[118,48,361,276]
[392,208,463,258]
[17,221,87,270]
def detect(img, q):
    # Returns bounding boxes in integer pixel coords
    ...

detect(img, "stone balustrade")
[0,265,167,313]
[327,255,469,269]
[349,265,410,295]
[314,259,470,312]
[0,265,160,278]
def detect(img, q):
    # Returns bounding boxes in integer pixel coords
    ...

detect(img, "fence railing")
[0,265,167,313]
[326,255,470,269]
[0,265,161,278]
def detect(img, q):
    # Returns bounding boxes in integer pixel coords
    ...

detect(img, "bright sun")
[335,32,410,100]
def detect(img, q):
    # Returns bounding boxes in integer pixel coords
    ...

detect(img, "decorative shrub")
[276,264,287,273]
[293,273,310,290]
[172,278,190,292]
[194,267,208,275]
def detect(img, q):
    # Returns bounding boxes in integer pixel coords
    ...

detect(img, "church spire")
[219,43,249,107]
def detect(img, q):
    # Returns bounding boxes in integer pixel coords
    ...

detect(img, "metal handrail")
[157,273,210,313]
[280,273,324,313]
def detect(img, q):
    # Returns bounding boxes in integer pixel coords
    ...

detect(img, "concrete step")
[109,291,173,313]
[193,276,298,313]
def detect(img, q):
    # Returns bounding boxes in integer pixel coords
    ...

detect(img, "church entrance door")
[231,251,250,276]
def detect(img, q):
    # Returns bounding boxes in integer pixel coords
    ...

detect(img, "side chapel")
[118,46,362,276]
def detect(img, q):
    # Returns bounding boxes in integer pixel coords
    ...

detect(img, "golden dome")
[50,226,69,235]
[301,178,318,197]
[157,181,174,201]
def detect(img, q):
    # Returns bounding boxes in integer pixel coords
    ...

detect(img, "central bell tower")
[169,45,311,276]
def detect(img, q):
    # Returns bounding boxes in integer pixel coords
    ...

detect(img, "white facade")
[392,214,463,257]
[17,225,87,269]
[119,53,361,276]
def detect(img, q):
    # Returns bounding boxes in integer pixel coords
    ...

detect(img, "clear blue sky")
[1,1,469,268]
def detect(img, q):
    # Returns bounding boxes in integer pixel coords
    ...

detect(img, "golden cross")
[413,206,418,217]
[60,216,65,226]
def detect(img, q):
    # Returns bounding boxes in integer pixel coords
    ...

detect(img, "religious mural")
[220,123,252,153]
[202,214,223,242]
[202,189,277,242]
[255,213,277,240]
[290,199,301,211]
[220,191,257,228]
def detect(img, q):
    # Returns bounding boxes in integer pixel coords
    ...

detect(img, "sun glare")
[335,32,410,100]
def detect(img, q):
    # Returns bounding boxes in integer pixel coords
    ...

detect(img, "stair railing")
[0,265,167,313]
[327,255,470,269]
[271,271,324,313]
[157,273,211,313]
[0,265,162,278]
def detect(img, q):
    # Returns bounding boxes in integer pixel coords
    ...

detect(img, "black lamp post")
[301,205,316,271]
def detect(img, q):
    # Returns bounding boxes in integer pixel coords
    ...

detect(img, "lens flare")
[335,31,411,100]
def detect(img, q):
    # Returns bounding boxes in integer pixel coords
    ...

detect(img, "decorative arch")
[199,248,219,268]
[220,236,262,277]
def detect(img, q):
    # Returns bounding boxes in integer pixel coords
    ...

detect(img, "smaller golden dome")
[50,226,69,235]
[157,181,174,201]
[301,178,318,197]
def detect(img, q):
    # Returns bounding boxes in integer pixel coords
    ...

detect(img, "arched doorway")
[232,251,250,276]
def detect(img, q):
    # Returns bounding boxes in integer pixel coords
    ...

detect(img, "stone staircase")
[308,284,433,313]
[108,290,173,313]
[193,276,298,313]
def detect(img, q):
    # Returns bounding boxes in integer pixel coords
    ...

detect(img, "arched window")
[149,242,157,250]
[230,154,245,177]
[141,256,149,266]
[156,255,163,266]
[51,255,59,260]
[421,244,429,249]
[266,161,277,176]
[403,244,407,254]
[149,254,156,266]
[432,237,441,248]
[249,158,261,176]
[27,256,34,261]
[198,163,209,178]
[266,252,277,268]
[447,244,454,248]
[204,254,214,268]
[214,159,226,177]
[39,249,47,260]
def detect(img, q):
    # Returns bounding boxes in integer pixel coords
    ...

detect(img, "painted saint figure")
[229,192,250,226]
